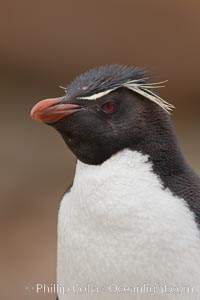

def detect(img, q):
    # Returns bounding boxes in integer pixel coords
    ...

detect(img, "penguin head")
[31,65,173,165]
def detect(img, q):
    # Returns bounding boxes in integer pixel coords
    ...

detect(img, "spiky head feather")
[64,65,174,114]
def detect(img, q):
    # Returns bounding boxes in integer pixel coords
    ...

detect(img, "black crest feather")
[64,65,174,113]
[66,65,146,99]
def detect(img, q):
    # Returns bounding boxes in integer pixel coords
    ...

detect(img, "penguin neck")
[133,112,187,180]
[73,149,161,211]
[72,121,200,226]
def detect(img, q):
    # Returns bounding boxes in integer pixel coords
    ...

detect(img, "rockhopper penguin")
[31,65,200,300]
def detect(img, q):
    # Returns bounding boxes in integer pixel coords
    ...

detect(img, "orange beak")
[30,97,81,123]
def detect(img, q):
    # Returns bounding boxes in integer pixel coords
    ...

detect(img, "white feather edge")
[76,79,174,114]
[59,86,67,91]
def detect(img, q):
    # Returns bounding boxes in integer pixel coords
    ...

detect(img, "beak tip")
[30,105,42,122]
[30,98,61,123]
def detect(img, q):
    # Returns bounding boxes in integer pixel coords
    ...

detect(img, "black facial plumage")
[52,65,173,167]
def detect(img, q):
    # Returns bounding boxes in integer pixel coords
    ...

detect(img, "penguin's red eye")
[101,102,115,113]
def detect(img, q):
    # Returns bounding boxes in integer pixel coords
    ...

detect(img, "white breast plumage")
[57,149,200,300]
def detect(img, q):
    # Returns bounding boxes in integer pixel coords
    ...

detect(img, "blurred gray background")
[1,1,200,299]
